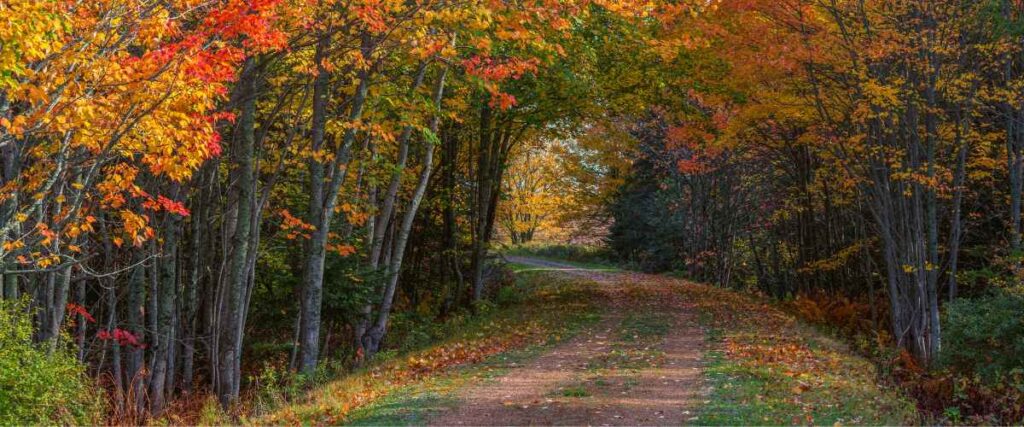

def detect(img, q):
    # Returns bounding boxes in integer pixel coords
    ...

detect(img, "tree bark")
[215,58,258,407]
[299,34,374,373]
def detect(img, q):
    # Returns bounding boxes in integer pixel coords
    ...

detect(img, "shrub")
[250,357,344,416]
[0,299,103,424]
[941,289,1024,381]
[495,285,523,306]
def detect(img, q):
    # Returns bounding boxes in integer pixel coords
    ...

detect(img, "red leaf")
[66,303,96,323]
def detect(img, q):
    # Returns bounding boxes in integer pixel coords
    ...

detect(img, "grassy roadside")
[502,243,618,271]
[254,271,602,425]
[503,256,622,273]
[670,280,918,425]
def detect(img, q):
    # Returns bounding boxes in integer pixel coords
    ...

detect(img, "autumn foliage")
[5,0,1024,423]
[592,0,1024,422]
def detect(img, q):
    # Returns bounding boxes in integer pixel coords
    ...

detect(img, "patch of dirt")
[427,257,705,426]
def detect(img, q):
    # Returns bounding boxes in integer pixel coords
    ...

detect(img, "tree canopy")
[3,0,1024,423]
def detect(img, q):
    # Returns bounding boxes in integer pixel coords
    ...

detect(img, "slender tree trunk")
[76,278,86,362]
[298,33,332,373]
[126,257,147,414]
[370,62,429,264]
[47,266,72,354]
[106,272,124,413]
[948,96,972,301]
[471,104,494,303]
[441,125,462,313]
[300,34,374,372]
[181,168,207,394]
[1004,0,1023,254]
[216,58,258,407]
[923,48,942,363]
[149,196,180,414]
[1,136,21,300]
[361,58,449,355]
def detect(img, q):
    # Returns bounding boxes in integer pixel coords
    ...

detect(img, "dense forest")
[2,0,1024,425]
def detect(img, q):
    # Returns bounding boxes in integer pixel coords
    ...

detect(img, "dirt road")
[427,257,705,426]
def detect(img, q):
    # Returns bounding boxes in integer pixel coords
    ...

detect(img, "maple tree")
[497,139,572,243]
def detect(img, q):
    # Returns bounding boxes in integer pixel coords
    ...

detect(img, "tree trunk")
[299,34,374,373]
[149,197,180,415]
[216,58,258,407]
[126,257,147,414]
[471,104,494,303]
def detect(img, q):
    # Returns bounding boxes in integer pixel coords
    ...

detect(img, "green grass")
[619,312,672,342]
[580,311,672,371]
[504,256,621,273]
[560,386,591,398]
[695,335,912,426]
[345,391,454,426]
[502,243,618,270]
[506,262,534,273]
[682,283,918,426]
[697,347,806,425]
